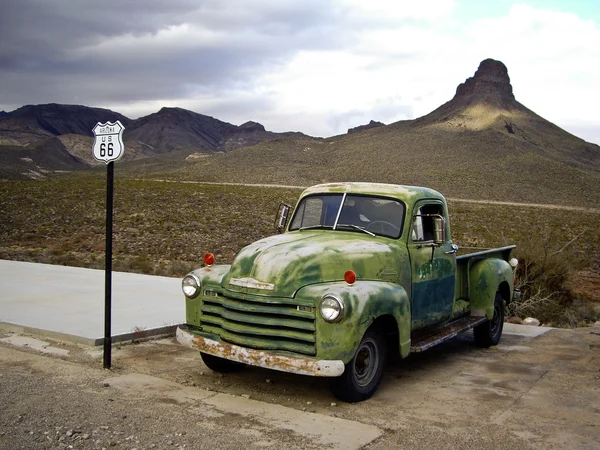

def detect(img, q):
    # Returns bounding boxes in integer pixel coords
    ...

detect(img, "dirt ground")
[0,325,599,450]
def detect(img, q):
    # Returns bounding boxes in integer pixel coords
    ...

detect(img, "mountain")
[409,58,599,172]
[348,120,385,134]
[0,103,310,177]
[143,58,599,208]
[0,136,90,180]
[0,103,130,145]
[124,107,305,154]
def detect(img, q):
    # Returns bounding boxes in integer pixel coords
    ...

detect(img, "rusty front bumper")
[176,326,345,377]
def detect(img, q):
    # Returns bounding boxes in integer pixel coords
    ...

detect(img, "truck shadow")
[201,331,516,404]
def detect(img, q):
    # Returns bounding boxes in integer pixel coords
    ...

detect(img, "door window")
[412,204,444,242]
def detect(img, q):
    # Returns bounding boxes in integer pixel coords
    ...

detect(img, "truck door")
[408,201,456,329]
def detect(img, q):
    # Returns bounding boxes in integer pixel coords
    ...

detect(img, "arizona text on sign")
[92,120,125,163]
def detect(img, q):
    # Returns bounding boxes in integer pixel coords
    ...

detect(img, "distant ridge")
[1,58,599,202]
[123,107,305,154]
[0,104,311,178]
[0,103,130,144]
[151,58,599,208]
[348,120,385,134]
[0,137,90,180]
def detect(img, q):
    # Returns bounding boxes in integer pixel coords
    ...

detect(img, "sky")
[1,0,599,144]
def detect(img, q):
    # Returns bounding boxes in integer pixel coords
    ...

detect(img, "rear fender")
[297,281,411,364]
[469,259,513,318]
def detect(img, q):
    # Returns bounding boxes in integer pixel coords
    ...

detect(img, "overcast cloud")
[1,0,599,143]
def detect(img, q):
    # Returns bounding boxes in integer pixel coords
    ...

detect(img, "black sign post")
[104,161,115,369]
[92,121,125,370]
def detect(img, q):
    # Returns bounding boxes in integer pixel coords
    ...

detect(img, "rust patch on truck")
[176,326,344,377]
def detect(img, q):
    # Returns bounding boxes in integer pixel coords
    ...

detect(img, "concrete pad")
[106,373,383,450]
[204,393,383,450]
[0,335,70,356]
[503,322,554,337]
[0,260,184,345]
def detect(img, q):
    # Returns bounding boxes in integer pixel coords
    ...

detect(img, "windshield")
[289,193,405,238]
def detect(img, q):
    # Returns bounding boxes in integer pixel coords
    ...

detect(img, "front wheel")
[473,292,505,348]
[330,330,387,402]
[200,352,245,373]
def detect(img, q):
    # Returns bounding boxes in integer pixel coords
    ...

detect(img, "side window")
[290,197,323,229]
[412,204,443,242]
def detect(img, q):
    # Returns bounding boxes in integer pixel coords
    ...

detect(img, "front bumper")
[176,325,345,377]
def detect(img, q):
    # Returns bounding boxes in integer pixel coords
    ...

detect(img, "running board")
[410,316,488,353]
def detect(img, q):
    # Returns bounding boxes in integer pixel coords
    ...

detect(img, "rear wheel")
[473,292,505,348]
[330,330,387,402]
[200,352,245,373]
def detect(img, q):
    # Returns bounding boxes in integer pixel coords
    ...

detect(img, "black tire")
[330,330,387,402]
[200,352,245,373]
[473,292,505,348]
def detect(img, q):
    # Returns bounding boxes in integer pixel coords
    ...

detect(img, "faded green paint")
[451,299,470,319]
[407,198,457,329]
[297,282,411,362]
[224,232,404,297]
[180,182,516,377]
[469,258,514,318]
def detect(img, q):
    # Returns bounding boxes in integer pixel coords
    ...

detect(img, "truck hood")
[223,231,402,298]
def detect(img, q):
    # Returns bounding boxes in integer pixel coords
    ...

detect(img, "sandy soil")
[1,324,598,450]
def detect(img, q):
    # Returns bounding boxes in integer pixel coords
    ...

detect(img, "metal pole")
[103,161,114,369]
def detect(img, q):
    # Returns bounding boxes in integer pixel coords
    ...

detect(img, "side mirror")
[433,216,446,245]
[275,203,292,233]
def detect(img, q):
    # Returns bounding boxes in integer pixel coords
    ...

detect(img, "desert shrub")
[163,260,197,277]
[125,255,154,274]
[509,235,594,327]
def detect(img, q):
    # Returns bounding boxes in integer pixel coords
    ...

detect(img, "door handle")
[445,244,459,254]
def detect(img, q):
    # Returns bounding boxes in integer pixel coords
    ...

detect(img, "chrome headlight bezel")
[182,273,201,298]
[320,294,344,323]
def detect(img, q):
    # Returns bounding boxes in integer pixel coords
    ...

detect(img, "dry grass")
[0,175,300,276]
[1,174,598,326]
[119,122,600,210]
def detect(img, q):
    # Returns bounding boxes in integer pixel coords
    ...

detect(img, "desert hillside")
[134,59,598,208]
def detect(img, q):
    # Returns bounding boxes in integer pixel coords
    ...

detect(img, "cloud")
[0,0,339,105]
[0,0,599,144]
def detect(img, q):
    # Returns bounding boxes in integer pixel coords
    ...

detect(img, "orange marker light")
[344,270,357,285]
[204,253,215,266]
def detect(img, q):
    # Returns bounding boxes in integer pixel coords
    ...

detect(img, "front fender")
[469,258,513,319]
[296,281,411,364]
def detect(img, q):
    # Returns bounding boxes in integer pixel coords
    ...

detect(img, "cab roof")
[300,182,446,204]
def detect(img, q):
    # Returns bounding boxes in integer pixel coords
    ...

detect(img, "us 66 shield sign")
[93,120,125,163]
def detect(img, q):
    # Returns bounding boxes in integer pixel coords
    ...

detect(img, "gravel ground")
[0,343,325,450]
[1,324,599,450]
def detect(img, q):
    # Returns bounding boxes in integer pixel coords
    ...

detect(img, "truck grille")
[199,291,316,356]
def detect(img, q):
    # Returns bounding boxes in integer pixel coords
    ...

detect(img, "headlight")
[182,274,201,298]
[320,294,344,322]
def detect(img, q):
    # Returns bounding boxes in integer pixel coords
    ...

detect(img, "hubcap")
[354,337,379,387]
[490,303,502,336]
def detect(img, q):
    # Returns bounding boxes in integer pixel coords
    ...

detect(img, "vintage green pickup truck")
[177,183,518,402]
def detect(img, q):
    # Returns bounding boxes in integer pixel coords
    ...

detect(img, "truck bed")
[455,245,516,302]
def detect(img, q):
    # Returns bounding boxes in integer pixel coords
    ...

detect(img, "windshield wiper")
[298,224,334,231]
[335,223,376,236]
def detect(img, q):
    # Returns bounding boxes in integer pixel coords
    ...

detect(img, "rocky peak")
[348,120,385,134]
[453,58,515,107]
[239,121,266,132]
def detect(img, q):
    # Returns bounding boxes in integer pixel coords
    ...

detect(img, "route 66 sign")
[92,120,125,163]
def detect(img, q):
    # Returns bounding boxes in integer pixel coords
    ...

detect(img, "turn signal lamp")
[204,253,215,266]
[344,270,357,285]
